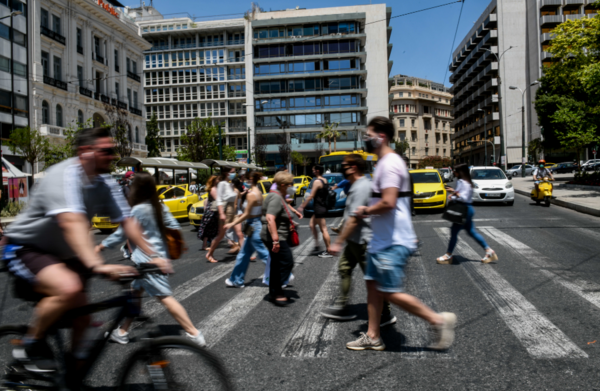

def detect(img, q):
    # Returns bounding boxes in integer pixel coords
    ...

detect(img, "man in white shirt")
[346,117,456,352]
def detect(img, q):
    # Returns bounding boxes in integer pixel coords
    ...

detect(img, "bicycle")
[0,263,234,390]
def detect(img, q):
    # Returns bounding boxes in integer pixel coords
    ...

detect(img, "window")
[13,61,25,77]
[114,50,119,71]
[411,119,415,127]
[52,15,61,34]
[77,66,83,86]
[77,28,82,48]
[56,104,63,127]
[115,82,119,99]
[126,58,130,72]
[53,56,61,81]
[133,91,138,108]
[127,88,132,107]
[42,101,49,123]
[41,9,49,28]
[0,56,8,72]
[78,110,84,124]
[399,119,405,127]
[135,127,140,143]
[12,29,25,47]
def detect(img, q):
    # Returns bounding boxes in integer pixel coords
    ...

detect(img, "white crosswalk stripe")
[434,227,587,359]
[480,227,600,310]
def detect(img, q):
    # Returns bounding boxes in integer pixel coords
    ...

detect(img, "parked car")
[293,175,312,197]
[303,173,347,214]
[582,159,600,170]
[551,162,578,174]
[410,169,447,210]
[438,168,452,182]
[506,164,535,177]
[470,166,515,206]
[583,162,600,172]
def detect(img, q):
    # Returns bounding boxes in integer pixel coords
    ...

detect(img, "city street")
[1,190,600,390]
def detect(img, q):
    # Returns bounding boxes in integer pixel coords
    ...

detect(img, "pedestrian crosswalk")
[139,225,600,360]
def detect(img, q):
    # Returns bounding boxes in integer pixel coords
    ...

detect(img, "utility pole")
[246,126,251,164]
[510,81,538,177]
[478,108,487,166]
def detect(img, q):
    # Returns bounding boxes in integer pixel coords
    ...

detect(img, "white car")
[470,166,514,206]
[582,159,600,169]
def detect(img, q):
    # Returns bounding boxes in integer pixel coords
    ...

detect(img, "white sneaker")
[429,312,457,350]
[282,273,295,288]
[186,331,206,347]
[120,245,131,259]
[109,329,129,345]
[225,278,244,288]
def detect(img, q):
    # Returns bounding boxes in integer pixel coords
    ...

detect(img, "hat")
[125,171,135,179]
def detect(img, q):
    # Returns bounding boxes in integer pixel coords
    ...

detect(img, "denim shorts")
[364,245,411,293]
[131,271,173,297]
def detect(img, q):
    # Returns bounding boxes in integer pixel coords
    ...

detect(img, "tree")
[7,127,48,183]
[393,138,410,156]
[43,118,92,168]
[417,156,452,169]
[534,13,600,162]
[145,112,162,157]
[326,122,345,152]
[253,130,267,168]
[178,117,236,163]
[278,133,291,170]
[291,150,309,175]
[317,123,336,154]
[528,138,544,162]
[104,103,132,158]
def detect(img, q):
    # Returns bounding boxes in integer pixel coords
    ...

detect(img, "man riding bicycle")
[4,127,169,373]
[532,159,554,192]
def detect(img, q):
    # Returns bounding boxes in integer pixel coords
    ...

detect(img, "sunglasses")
[97,147,116,156]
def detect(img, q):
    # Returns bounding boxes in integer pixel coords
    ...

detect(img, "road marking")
[281,263,339,358]
[298,216,342,229]
[480,227,600,310]
[434,227,587,359]
[413,218,563,224]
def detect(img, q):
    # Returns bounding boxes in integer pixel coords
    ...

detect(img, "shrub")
[1,201,27,217]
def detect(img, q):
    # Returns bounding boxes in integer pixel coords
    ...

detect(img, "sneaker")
[318,251,333,258]
[346,332,385,351]
[436,254,453,265]
[310,246,321,255]
[321,305,357,321]
[186,331,206,347]
[120,244,131,259]
[282,273,295,288]
[109,329,130,345]
[429,312,457,351]
[225,278,244,288]
[12,340,57,373]
[380,313,397,327]
[481,250,498,264]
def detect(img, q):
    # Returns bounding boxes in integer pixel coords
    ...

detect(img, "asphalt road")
[1,189,600,390]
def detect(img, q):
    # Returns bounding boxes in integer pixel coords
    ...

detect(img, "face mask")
[364,136,383,153]
[539,164,544,169]
[229,173,236,180]
[286,186,295,196]
[342,167,351,179]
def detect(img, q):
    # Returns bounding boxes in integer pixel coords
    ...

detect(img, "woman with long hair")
[206,167,239,263]
[436,164,498,265]
[197,175,220,251]
[223,172,270,287]
[96,172,206,346]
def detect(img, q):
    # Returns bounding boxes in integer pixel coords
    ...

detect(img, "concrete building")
[389,75,453,169]
[0,0,29,173]
[449,0,528,167]
[30,0,150,171]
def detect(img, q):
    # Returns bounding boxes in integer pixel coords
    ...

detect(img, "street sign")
[522,157,526,163]
[501,156,506,165]
[494,136,500,145]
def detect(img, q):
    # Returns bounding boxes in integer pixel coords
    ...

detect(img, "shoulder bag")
[442,200,469,225]
[165,228,187,259]
[271,190,300,247]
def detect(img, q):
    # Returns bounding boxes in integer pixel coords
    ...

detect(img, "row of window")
[0,0,26,16]
[145,84,246,102]
[254,59,359,76]
[0,89,27,118]
[0,55,26,78]
[255,40,359,58]
[256,95,360,112]
[144,67,244,85]
[393,91,451,104]
[147,102,247,120]
[253,22,359,39]
[0,22,26,47]
[147,33,244,47]
[256,77,360,94]
[391,104,417,114]
[396,118,449,130]
[434,109,452,118]
[256,112,361,128]
[259,130,359,145]
[145,49,245,69]
[155,118,230,133]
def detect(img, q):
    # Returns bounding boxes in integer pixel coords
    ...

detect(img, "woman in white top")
[223,172,270,287]
[206,167,242,262]
[437,164,498,265]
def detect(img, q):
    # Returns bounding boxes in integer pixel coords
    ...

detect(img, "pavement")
[510,173,600,217]
[1,189,600,389]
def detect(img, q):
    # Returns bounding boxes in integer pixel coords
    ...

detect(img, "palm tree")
[317,125,334,154]
[328,123,346,152]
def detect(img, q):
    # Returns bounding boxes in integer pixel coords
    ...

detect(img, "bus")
[318,151,378,174]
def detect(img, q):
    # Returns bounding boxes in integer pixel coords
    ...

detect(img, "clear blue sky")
[127,0,490,87]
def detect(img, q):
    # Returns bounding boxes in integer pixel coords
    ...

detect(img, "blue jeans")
[364,245,412,293]
[447,204,489,254]
[229,218,270,286]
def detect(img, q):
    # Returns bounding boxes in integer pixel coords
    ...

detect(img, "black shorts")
[313,209,327,219]
[7,245,87,285]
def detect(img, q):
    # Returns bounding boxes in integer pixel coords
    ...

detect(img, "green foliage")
[528,138,544,160]
[316,122,341,154]
[572,170,600,186]
[43,118,93,168]
[145,113,162,158]
[178,117,236,163]
[7,127,48,182]
[291,150,309,175]
[417,156,452,169]
[1,200,26,217]
[393,138,410,156]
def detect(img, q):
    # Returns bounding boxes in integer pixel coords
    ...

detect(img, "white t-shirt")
[368,152,416,253]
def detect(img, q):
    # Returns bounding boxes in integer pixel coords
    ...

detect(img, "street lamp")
[477,108,488,166]
[509,80,539,177]
[482,45,514,171]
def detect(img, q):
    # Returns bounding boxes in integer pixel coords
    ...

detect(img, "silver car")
[506,164,535,177]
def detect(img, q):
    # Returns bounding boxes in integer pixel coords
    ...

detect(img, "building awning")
[116,157,209,170]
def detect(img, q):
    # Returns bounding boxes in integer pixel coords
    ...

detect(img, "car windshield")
[308,175,343,189]
[439,169,449,173]
[293,178,302,184]
[410,172,441,184]
[472,169,507,180]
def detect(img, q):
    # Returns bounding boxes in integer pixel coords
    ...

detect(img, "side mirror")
[159,194,165,200]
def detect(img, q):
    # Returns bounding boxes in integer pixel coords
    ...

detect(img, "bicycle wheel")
[118,336,234,391]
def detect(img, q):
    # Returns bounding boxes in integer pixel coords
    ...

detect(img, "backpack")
[324,181,337,209]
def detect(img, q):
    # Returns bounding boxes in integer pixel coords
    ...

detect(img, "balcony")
[227,39,244,46]
[39,124,68,138]
[43,75,68,91]
[94,53,105,65]
[227,74,246,80]
[130,107,143,116]
[540,32,555,43]
[541,51,554,61]
[132,143,147,151]
[565,0,585,4]
[146,45,169,52]
[540,0,563,8]
[540,15,564,25]
[228,92,246,98]
[173,43,197,50]
[117,100,128,110]
[79,86,93,98]
[228,126,247,133]
[565,14,586,21]
[199,41,225,48]
[41,25,66,45]
[127,71,141,82]
[77,46,83,55]
[229,109,247,115]
[100,94,110,104]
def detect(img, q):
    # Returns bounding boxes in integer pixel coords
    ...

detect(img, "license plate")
[414,200,424,203]
[485,193,501,198]
[99,217,110,222]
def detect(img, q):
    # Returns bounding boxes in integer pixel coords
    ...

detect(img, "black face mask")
[363,136,382,153]
[342,167,351,179]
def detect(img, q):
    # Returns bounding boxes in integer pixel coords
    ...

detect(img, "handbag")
[271,190,300,247]
[442,200,469,225]
[165,228,187,259]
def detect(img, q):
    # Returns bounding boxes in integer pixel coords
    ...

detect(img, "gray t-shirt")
[260,191,292,242]
[343,176,372,244]
[7,158,131,259]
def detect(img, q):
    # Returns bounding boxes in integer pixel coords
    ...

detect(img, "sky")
[125,0,491,87]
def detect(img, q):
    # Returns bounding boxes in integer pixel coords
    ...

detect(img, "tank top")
[314,178,328,211]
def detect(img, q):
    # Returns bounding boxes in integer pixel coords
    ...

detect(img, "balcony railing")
[198,41,224,48]
[228,92,246,98]
[100,94,110,104]
[173,43,197,49]
[540,15,564,25]
[77,45,84,55]
[565,14,585,21]
[133,143,147,151]
[228,126,247,132]
[43,75,68,91]
[41,25,66,45]
[39,124,68,137]
[79,86,93,97]
[94,53,105,65]
[227,75,246,80]
[229,109,246,115]
[227,39,244,46]
[130,107,143,116]
[117,100,128,110]
[127,71,141,82]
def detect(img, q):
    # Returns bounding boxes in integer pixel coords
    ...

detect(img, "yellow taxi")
[188,192,209,227]
[257,179,273,199]
[293,175,312,197]
[544,162,556,169]
[92,184,199,233]
[409,169,447,210]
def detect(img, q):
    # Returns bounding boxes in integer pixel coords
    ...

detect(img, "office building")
[389,75,454,169]
[30,0,150,170]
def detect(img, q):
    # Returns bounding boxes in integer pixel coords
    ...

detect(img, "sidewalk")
[511,173,600,217]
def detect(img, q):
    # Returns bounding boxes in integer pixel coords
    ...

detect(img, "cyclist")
[4,127,167,373]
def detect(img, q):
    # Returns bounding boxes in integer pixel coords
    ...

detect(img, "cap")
[125,171,134,179]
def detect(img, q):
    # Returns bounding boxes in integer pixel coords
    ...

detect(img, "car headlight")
[437,190,444,195]
[505,182,513,189]
[190,207,195,214]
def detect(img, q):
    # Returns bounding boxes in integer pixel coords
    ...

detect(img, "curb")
[555,184,600,192]
[514,188,600,217]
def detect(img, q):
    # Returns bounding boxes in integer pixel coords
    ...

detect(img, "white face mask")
[286,186,295,196]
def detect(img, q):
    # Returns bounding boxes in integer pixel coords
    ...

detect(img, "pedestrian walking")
[224,172,270,288]
[323,154,395,326]
[197,175,219,251]
[297,165,332,258]
[262,171,302,306]
[436,164,498,264]
[346,116,456,351]
[206,167,239,263]
[96,172,206,347]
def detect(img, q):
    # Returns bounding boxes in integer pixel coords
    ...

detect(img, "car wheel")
[100,228,115,234]
[507,201,514,206]
[512,172,518,177]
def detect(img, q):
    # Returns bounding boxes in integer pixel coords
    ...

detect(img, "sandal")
[250,256,257,262]
[482,250,498,264]
[206,254,218,263]
[227,244,240,254]
[436,254,453,265]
